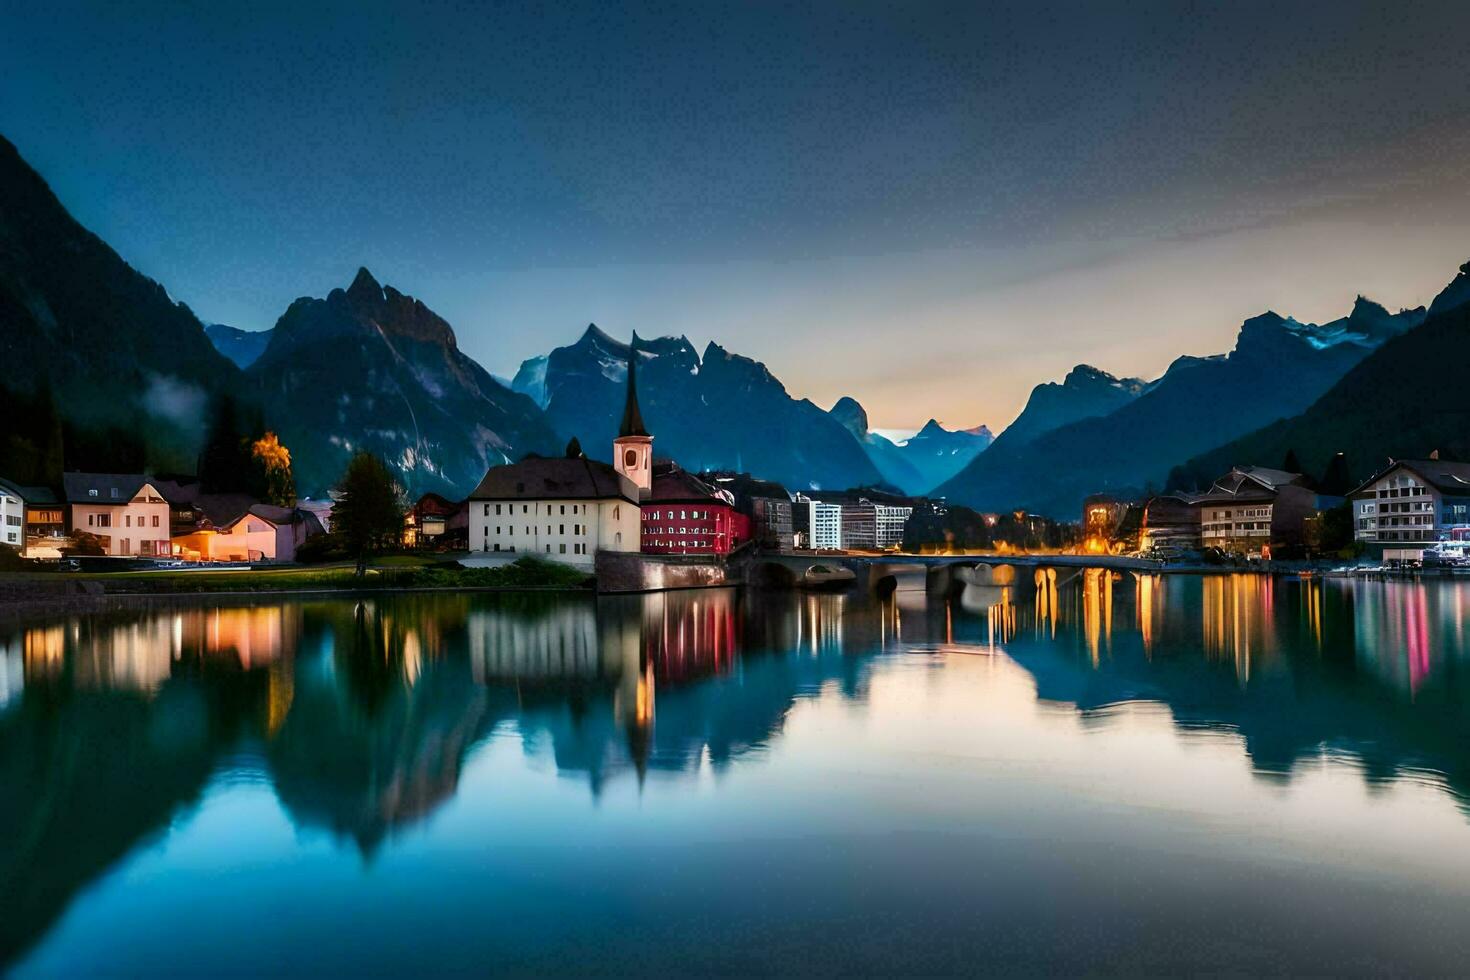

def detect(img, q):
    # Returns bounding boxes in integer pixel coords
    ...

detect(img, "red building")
[641,462,749,555]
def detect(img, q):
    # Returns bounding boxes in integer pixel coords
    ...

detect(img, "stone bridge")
[734,551,1161,597]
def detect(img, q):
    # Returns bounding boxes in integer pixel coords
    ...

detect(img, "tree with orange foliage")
[251,431,296,506]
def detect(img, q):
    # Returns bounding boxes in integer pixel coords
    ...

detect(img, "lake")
[5,572,1470,975]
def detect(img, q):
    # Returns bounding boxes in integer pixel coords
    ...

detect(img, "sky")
[4,1,1470,433]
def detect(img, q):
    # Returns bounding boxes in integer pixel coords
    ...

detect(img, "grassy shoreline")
[0,556,594,598]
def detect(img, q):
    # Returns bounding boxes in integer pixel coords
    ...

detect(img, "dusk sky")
[4,1,1469,433]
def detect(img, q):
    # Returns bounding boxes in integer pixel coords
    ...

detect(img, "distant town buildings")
[1349,458,1470,560]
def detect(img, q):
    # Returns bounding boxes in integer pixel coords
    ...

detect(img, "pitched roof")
[0,477,57,504]
[1193,466,1306,504]
[62,472,154,504]
[468,456,638,503]
[648,464,730,505]
[1349,458,1470,497]
[618,342,650,438]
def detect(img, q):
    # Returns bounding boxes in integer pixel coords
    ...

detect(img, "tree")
[198,393,252,492]
[333,452,404,575]
[1282,449,1304,475]
[1319,452,1354,497]
[250,432,296,506]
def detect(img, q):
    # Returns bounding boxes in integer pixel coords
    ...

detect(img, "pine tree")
[333,452,405,575]
[1282,449,1304,474]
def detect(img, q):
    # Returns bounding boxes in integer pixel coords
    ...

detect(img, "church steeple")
[618,337,650,438]
[613,333,653,497]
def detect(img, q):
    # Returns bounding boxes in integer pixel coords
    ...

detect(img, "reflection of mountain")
[999,573,1470,809]
[8,581,1470,967]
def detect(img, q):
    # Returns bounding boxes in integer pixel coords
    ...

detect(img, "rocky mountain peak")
[1428,258,1470,317]
[829,396,869,437]
[346,266,384,307]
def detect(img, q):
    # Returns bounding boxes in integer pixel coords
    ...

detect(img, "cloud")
[141,373,208,435]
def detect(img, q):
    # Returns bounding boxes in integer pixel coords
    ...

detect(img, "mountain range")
[242,268,561,497]
[1169,265,1470,491]
[514,326,886,492]
[828,397,992,494]
[4,130,1469,515]
[935,296,1429,517]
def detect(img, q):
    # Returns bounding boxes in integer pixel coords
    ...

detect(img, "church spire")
[618,338,650,438]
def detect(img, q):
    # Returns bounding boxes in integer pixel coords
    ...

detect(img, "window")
[559,524,564,534]
[559,543,566,554]
[624,449,637,467]
[546,544,551,553]
[560,505,565,515]
[614,506,620,520]
[153,515,160,527]
[484,504,490,516]
[496,504,502,515]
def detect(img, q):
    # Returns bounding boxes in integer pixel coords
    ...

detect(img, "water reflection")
[6,577,1470,969]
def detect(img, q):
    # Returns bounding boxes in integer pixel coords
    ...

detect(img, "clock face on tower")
[624,449,637,467]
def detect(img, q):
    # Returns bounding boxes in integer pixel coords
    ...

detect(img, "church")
[466,347,654,564]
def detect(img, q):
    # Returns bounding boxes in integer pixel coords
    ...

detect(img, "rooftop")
[62,472,156,504]
[1349,458,1470,497]
[469,455,638,503]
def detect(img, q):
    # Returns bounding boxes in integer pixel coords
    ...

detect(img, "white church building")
[467,345,653,565]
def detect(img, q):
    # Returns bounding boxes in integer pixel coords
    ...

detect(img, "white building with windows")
[875,503,913,549]
[1349,458,1470,559]
[467,453,641,566]
[0,480,23,551]
[804,498,843,550]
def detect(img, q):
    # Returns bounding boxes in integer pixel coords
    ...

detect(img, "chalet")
[153,479,324,562]
[1193,466,1320,557]
[1348,458,1470,560]
[62,473,172,558]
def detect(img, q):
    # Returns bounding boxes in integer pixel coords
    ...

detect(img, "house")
[641,462,749,555]
[405,492,467,549]
[1348,457,1470,560]
[0,479,23,552]
[1193,466,1321,558]
[62,473,172,557]
[154,478,324,562]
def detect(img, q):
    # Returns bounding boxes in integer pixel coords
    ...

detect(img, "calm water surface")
[5,572,1470,975]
